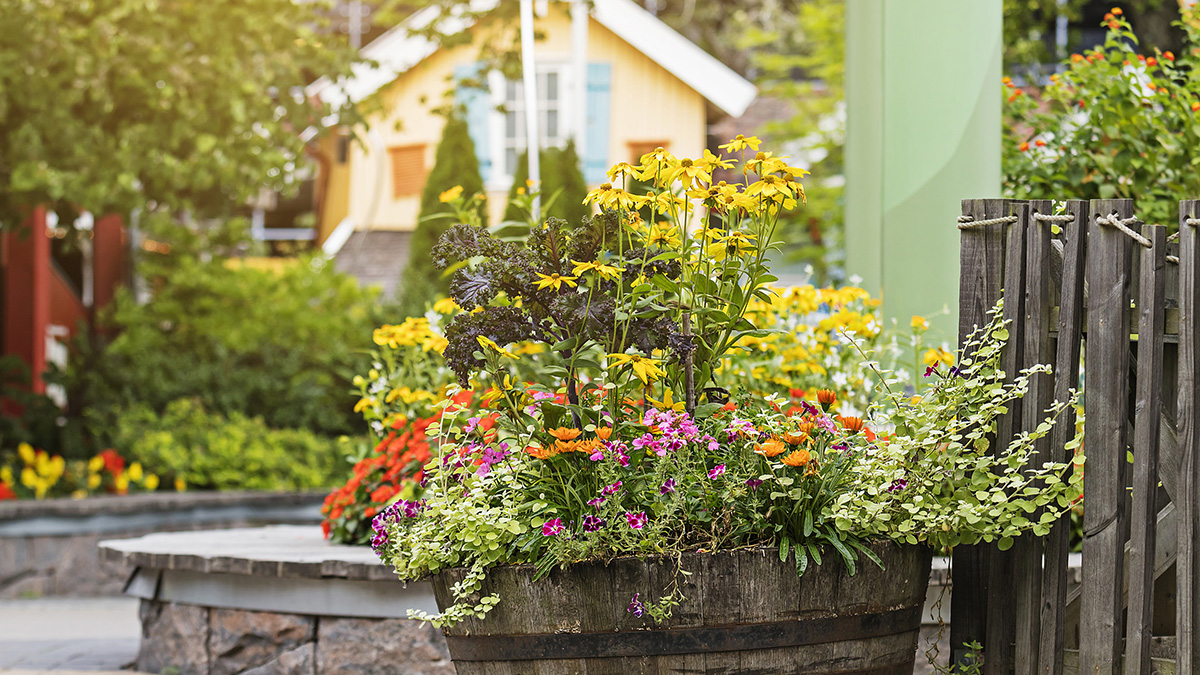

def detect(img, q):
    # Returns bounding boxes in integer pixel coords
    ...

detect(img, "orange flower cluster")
[526,427,603,459]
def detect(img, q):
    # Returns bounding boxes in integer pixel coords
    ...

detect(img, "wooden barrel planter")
[432,540,932,674]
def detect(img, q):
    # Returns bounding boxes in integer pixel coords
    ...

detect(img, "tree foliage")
[397,112,486,316]
[502,140,588,228]
[0,0,364,227]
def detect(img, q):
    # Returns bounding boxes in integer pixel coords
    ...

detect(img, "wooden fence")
[951,198,1199,675]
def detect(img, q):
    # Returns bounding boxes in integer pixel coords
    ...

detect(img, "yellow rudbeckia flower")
[608,353,666,385]
[476,336,518,359]
[534,273,578,292]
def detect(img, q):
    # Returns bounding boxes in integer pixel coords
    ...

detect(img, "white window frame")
[486,58,576,191]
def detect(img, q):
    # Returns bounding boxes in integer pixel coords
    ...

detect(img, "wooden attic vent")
[388,144,427,198]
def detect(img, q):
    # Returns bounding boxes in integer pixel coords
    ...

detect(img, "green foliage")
[0,0,365,228]
[1003,9,1200,227]
[501,141,588,231]
[397,112,487,316]
[115,398,352,491]
[59,218,386,453]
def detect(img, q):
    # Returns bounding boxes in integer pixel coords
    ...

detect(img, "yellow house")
[307,0,755,296]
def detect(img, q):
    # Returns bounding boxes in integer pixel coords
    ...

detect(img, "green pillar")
[845,0,1002,338]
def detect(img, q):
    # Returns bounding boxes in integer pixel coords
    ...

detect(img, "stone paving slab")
[0,598,140,672]
[100,525,393,580]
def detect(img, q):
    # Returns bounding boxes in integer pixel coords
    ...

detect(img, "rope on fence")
[1096,214,1152,248]
[1168,255,1180,265]
[1032,213,1076,223]
[1186,218,1200,226]
[957,214,1019,230]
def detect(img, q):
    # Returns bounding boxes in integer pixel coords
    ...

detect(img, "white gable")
[308,0,756,117]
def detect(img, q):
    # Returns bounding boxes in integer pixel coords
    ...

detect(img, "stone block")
[208,607,315,675]
[241,642,316,675]
[136,600,209,675]
[317,617,453,675]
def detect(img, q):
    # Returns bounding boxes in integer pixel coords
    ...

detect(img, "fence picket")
[1176,200,1200,673]
[1125,224,1166,675]
[1040,200,1089,675]
[1013,200,1054,675]
[952,198,1009,669]
[1079,199,1135,675]
[984,199,1028,675]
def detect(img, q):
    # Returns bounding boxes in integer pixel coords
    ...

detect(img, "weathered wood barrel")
[432,540,932,674]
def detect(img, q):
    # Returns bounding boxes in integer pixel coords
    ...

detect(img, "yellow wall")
[316,133,352,242]
[326,4,709,238]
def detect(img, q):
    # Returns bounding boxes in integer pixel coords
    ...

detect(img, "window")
[490,63,574,186]
[388,144,426,198]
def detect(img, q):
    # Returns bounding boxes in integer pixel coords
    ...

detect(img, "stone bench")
[100,525,452,675]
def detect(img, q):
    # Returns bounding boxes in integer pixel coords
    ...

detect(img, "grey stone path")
[0,597,142,673]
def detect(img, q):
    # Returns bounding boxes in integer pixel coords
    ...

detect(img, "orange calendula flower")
[816,389,837,410]
[595,427,614,441]
[782,430,807,446]
[526,445,557,460]
[781,449,811,468]
[755,439,788,458]
[839,416,866,434]
[548,427,582,442]
[797,422,817,438]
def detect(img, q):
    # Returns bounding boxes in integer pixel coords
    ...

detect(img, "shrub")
[1004,8,1200,226]
[501,140,589,228]
[115,398,354,491]
[397,112,487,316]
[60,229,385,453]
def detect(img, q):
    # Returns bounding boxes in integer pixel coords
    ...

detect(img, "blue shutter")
[454,62,492,184]
[584,63,612,184]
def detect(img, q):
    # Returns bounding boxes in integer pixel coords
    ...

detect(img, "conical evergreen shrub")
[501,139,588,227]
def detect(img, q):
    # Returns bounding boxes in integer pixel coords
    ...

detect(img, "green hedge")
[116,398,358,491]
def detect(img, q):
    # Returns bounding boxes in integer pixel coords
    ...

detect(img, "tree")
[0,0,364,228]
[396,112,487,315]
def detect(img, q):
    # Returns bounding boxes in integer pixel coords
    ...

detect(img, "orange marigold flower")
[1019,141,1030,152]
[756,439,788,457]
[1165,51,1175,62]
[595,427,614,441]
[839,416,866,434]
[816,389,836,410]
[1035,140,1046,147]
[781,449,811,468]
[548,427,582,441]
[1192,102,1200,112]
[1111,7,1122,15]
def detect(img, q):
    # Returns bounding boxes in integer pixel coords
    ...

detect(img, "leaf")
[693,403,722,418]
[780,537,791,563]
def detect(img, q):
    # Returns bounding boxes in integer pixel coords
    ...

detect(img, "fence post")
[1177,200,1200,673]
[1079,198,1135,675]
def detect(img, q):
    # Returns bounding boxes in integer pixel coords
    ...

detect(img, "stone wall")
[0,492,325,598]
[137,600,454,675]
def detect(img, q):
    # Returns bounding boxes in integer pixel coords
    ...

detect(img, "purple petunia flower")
[887,478,908,493]
[660,478,676,494]
[602,480,623,497]
[542,518,564,536]
[582,515,606,532]
[924,365,938,378]
[744,478,763,491]
[627,593,645,617]
[587,496,606,508]
[708,464,726,479]
[626,511,647,530]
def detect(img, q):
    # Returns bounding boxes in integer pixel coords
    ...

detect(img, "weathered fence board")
[1125,224,1166,675]
[1177,200,1200,673]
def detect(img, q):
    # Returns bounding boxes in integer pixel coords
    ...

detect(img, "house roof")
[308,0,756,117]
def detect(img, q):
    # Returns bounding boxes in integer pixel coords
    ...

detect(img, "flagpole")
[520,0,541,223]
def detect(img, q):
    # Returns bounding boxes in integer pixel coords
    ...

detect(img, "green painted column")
[845,0,1002,338]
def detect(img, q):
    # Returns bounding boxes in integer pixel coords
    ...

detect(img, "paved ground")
[0,597,142,673]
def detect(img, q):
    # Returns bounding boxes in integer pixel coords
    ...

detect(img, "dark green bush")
[115,398,357,490]
[501,140,588,227]
[397,112,487,316]
[58,220,386,455]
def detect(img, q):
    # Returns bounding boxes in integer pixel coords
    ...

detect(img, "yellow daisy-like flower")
[534,272,578,292]
[606,162,639,182]
[646,389,686,412]
[433,297,459,314]
[646,224,682,248]
[607,353,666,385]
[439,185,464,203]
[18,443,35,465]
[923,347,956,368]
[718,134,762,153]
[144,474,160,491]
[571,260,625,281]
[911,315,929,332]
[583,183,642,211]
[643,191,691,217]
[476,336,518,359]
[744,174,794,201]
